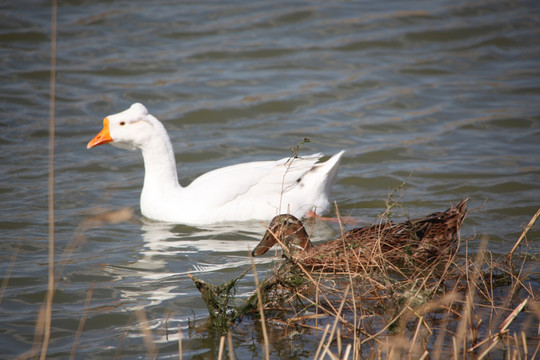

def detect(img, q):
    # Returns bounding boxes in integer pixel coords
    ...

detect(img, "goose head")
[87,103,167,151]
[252,214,313,257]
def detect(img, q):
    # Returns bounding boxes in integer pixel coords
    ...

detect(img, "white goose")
[87,103,344,225]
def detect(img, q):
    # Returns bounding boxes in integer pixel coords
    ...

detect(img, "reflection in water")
[138,220,267,272]
[101,216,340,313]
[101,218,271,313]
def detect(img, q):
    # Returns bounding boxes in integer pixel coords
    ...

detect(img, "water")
[1,0,539,358]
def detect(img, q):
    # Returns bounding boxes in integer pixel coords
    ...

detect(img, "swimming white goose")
[87,103,345,225]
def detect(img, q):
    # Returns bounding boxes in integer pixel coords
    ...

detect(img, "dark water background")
[1,0,539,358]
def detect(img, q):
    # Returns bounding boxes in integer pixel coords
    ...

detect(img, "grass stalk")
[320,285,350,360]
[69,284,94,360]
[178,325,182,360]
[521,331,527,359]
[343,343,352,360]
[469,297,529,353]
[217,335,225,360]
[313,324,330,360]
[334,201,360,360]
[408,316,423,359]
[135,310,158,360]
[250,254,270,360]
[507,207,540,261]
[41,0,57,358]
[227,331,234,360]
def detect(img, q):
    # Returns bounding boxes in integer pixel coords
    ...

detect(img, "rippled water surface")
[1,0,539,358]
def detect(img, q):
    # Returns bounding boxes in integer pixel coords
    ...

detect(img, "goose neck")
[140,133,180,191]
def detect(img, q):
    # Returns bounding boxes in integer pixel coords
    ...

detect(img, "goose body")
[252,199,468,271]
[87,103,344,225]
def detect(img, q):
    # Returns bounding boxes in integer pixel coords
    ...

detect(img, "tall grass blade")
[70,284,94,360]
[250,254,270,360]
[41,0,57,358]
[507,208,540,261]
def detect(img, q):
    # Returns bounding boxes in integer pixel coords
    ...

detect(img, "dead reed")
[40,1,57,359]
[191,203,539,359]
[243,208,539,359]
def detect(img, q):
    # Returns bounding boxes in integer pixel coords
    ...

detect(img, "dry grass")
[39,1,57,359]
[186,202,538,359]
[242,207,539,359]
[172,176,539,359]
[251,253,271,360]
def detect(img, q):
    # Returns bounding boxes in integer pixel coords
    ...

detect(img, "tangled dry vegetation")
[190,204,540,359]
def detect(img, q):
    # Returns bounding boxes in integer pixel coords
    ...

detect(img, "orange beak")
[87,118,113,149]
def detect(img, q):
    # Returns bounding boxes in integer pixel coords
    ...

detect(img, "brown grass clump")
[244,209,539,359]
[191,203,539,359]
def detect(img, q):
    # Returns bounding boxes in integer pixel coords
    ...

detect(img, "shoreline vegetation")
[189,202,540,359]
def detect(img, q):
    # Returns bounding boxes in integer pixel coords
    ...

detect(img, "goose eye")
[120,121,126,126]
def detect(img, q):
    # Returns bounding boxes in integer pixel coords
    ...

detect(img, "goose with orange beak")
[88,103,345,225]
